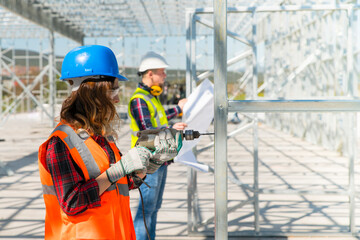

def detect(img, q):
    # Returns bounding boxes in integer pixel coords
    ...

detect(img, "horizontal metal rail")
[228,99,360,112]
[195,4,360,14]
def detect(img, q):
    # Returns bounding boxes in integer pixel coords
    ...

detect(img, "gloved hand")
[106,147,152,184]
[168,128,183,152]
[147,129,183,174]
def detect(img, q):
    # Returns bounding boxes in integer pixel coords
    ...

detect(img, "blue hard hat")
[60,45,127,81]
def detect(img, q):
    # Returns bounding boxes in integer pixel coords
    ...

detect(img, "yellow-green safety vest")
[128,87,169,148]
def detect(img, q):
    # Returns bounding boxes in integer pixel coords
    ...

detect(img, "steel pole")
[0,38,2,119]
[346,6,356,235]
[185,10,194,234]
[251,11,260,234]
[214,0,228,239]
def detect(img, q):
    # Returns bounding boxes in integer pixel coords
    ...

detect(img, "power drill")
[135,129,215,150]
[132,129,214,188]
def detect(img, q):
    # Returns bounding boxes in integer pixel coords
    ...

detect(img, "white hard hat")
[138,51,169,72]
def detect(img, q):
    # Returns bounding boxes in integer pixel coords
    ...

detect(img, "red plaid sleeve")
[127,175,136,189]
[165,105,181,120]
[130,98,155,130]
[46,136,101,216]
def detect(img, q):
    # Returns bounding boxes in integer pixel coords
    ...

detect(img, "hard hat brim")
[138,64,169,73]
[116,73,128,81]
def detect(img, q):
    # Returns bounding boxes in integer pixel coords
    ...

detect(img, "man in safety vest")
[128,51,187,240]
[38,45,181,240]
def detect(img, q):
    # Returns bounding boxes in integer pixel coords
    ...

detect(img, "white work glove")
[147,129,183,174]
[106,147,152,184]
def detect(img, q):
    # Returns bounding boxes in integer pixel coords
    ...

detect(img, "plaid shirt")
[46,135,135,216]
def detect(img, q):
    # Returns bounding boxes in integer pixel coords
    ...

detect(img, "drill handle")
[136,129,163,136]
[135,130,159,150]
[135,129,183,150]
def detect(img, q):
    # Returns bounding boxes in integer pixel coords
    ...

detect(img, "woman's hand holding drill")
[106,147,152,184]
[147,128,182,174]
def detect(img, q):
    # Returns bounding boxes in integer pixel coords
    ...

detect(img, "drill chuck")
[183,130,200,140]
[183,130,214,140]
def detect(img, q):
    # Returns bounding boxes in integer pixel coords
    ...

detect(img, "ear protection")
[150,85,163,96]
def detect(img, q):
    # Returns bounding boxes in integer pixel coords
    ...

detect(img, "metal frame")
[0,36,61,127]
[186,3,360,238]
[0,34,63,175]
[1,0,360,237]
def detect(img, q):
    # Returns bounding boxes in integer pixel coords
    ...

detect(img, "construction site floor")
[1,112,360,239]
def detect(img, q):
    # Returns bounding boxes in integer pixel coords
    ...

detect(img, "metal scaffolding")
[186,2,360,238]
[0,36,66,127]
[1,0,360,238]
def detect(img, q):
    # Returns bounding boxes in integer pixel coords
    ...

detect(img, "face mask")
[150,85,163,96]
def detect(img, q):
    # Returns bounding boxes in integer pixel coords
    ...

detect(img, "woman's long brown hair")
[60,77,119,137]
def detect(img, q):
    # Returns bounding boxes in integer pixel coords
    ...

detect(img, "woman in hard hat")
[128,51,187,240]
[38,45,179,240]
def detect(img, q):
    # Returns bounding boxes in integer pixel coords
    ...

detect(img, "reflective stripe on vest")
[117,183,129,197]
[42,184,56,195]
[54,124,101,178]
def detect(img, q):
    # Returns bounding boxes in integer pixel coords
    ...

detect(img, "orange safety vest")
[38,122,135,240]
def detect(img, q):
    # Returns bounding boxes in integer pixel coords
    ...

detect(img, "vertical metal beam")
[346,6,356,235]
[185,10,194,234]
[191,16,197,86]
[348,112,357,235]
[25,40,30,112]
[187,168,195,233]
[121,37,126,105]
[214,0,228,239]
[0,38,3,120]
[352,5,359,232]
[39,38,44,121]
[49,31,55,127]
[251,11,260,234]
[186,10,197,94]
[11,44,15,103]
[193,171,201,230]
[190,12,198,233]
